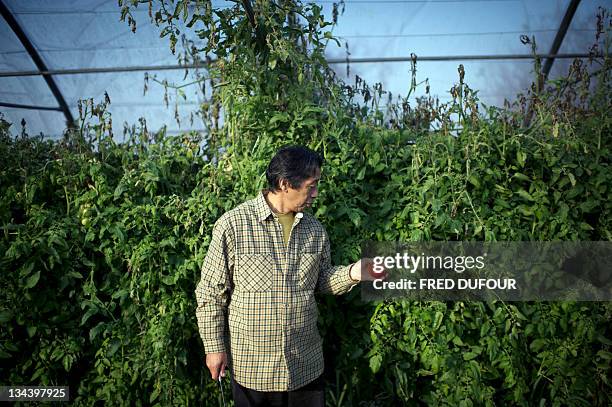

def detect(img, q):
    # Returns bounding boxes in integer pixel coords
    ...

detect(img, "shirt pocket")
[235,253,274,292]
[298,252,320,291]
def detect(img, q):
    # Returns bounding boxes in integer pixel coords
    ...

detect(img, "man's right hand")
[206,352,228,381]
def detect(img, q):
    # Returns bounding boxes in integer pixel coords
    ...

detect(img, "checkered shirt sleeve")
[316,230,357,295]
[195,214,234,353]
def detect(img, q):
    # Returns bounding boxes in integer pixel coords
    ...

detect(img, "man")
[195,145,377,406]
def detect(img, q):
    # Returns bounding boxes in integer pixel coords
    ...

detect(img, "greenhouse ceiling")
[0,0,607,139]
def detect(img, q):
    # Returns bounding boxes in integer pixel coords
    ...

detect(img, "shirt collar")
[254,190,304,223]
[255,190,275,222]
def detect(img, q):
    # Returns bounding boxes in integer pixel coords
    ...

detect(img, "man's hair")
[266,145,323,192]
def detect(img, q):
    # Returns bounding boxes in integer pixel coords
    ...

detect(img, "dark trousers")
[231,375,325,407]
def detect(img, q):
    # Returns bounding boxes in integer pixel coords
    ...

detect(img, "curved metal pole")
[0,0,75,127]
[522,0,581,127]
[0,101,62,111]
[542,0,581,82]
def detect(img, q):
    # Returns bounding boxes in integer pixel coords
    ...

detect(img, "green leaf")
[149,387,160,403]
[452,335,465,346]
[463,352,478,361]
[597,335,612,346]
[26,326,37,338]
[24,270,41,289]
[19,261,34,278]
[4,342,18,352]
[597,350,612,360]
[530,339,546,352]
[82,258,96,268]
[0,310,12,323]
[30,367,45,381]
[517,189,534,201]
[369,354,382,373]
[161,275,176,285]
[51,347,64,361]
[356,166,366,181]
[270,113,290,125]
[107,339,121,357]
[300,118,318,127]
[113,183,127,200]
[66,271,84,279]
[433,311,444,330]
[81,308,98,326]
[517,150,526,167]
[369,152,380,167]
[89,322,106,341]
[468,174,480,188]
[513,172,531,182]
[348,210,362,228]
[111,289,129,299]
[512,307,528,320]
[62,355,72,372]
[480,320,490,337]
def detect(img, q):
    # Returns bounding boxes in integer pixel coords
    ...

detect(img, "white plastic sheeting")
[0,0,606,138]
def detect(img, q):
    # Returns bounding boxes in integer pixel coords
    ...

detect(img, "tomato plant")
[0,1,610,406]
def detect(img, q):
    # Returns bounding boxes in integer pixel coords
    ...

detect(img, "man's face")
[284,168,320,212]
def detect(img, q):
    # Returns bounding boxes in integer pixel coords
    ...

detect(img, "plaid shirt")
[195,191,357,391]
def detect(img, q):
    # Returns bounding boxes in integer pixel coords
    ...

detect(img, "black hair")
[265,145,323,192]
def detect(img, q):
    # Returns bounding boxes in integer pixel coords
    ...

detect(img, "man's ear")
[278,178,291,192]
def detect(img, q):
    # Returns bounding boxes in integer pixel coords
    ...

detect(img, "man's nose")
[311,186,318,198]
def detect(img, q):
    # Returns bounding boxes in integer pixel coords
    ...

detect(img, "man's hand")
[350,258,388,282]
[206,352,228,381]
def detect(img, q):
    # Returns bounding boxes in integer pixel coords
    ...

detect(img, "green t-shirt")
[276,212,295,246]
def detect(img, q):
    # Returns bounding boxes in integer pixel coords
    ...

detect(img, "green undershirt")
[276,212,296,246]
